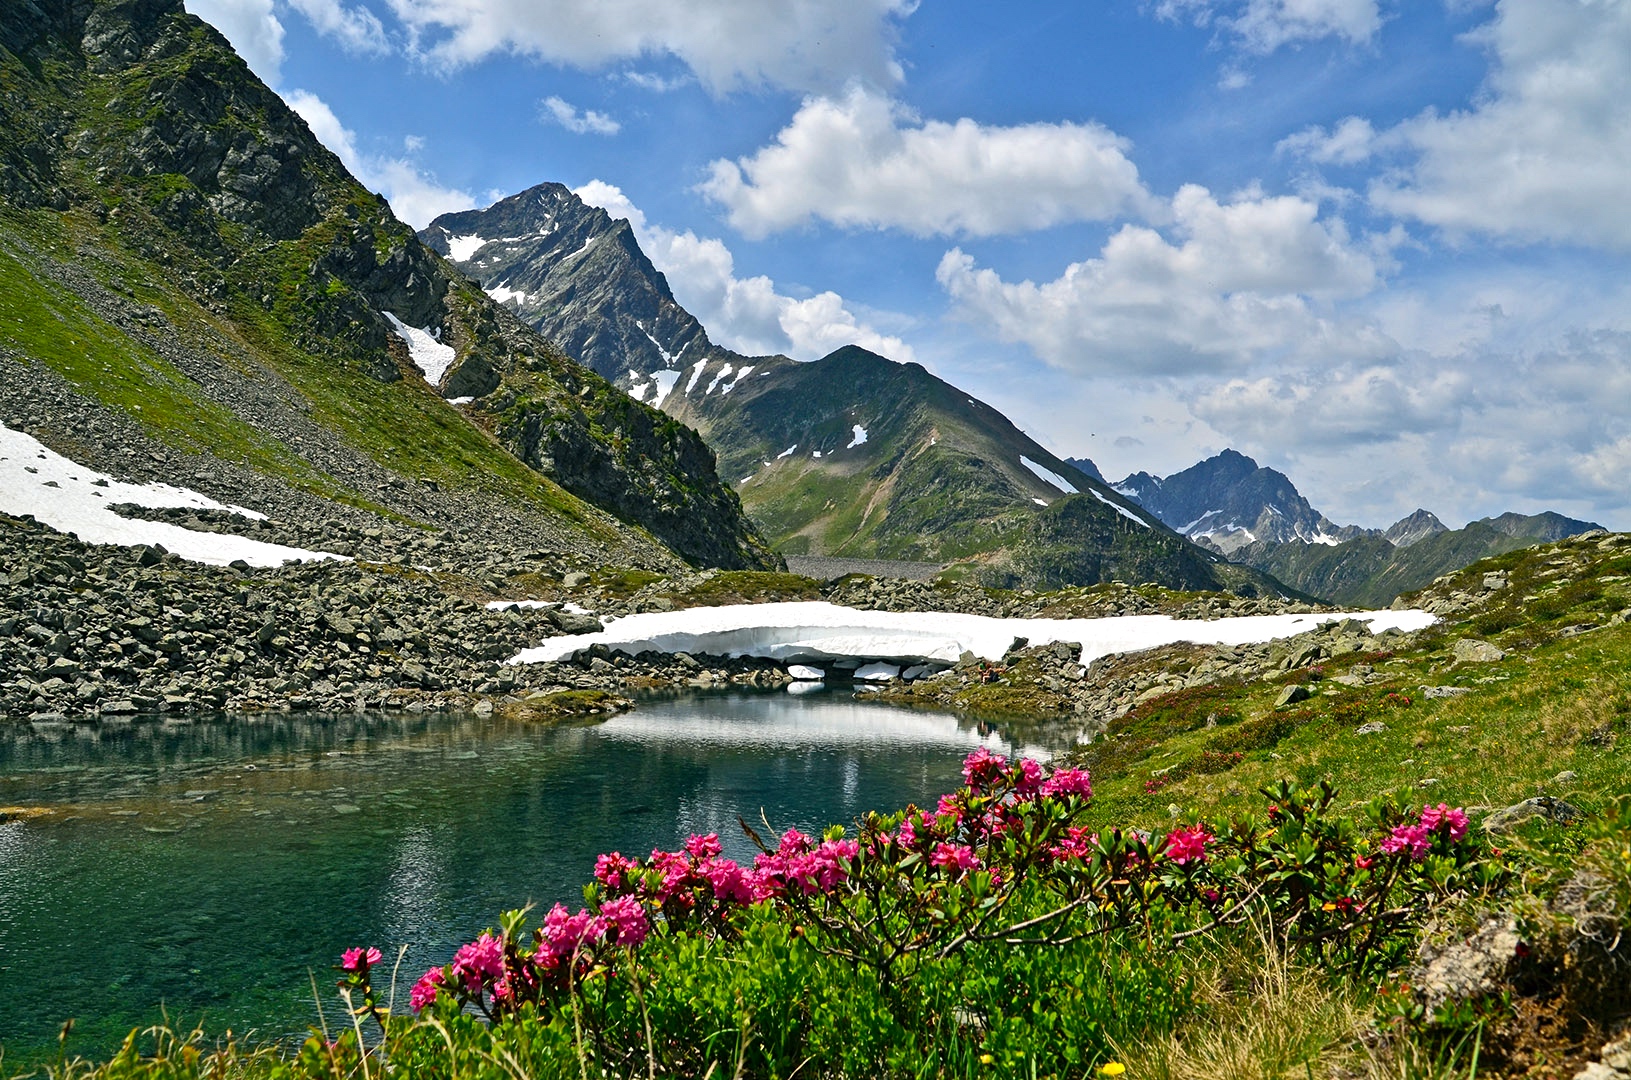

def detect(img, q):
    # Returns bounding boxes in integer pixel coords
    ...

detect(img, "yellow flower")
[1100,1063,1127,1077]
[980,1054,995,1065]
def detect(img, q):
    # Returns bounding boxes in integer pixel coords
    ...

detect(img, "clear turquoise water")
[0,691,1012,1062]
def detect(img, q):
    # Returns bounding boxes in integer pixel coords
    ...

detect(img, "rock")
[1483,796,1584,833]
[1452,638,1505,663]
[562,571,591,588]
[1421,685,1472,699]
[1413,915,1522,1010]
[1274,684,1311,707]
[1355,720,1386,735]
[1553,770,1578,785]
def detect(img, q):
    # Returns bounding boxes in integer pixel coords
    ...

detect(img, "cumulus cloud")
[575,181,914,362]
[1156,0,1382,52]
[284,90,475,226]
[935,184,1387,373]
[1278,115,1377,164]
[379,0,914,94]
[540,96,621,135]
[700,88,1157,239]
[285,0,390,53]
[1365,0,1631,250]
[185,0,287,83]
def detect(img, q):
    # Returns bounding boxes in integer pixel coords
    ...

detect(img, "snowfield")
[1020,455,1078,494]
[506,600,1436,671]
[0,422,343,567]
[383,312,455,384]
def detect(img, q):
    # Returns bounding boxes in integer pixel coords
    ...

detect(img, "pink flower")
[541,904,607,960]
[409,967,443,1013]
[340,946,382,972]
[962,747,1008,789]
[930,842,980,876]
[684,833,723,859]
[698,856,755,904]
[1380,823,1432,861]
[1014,757,1045,794]
[1041,766,1093,798]
[1419,803,1470,842]
[599,895,650,947]
[935,792,965,820]
[452,933,504,991]
[778,828,812,856]
[595,851,636,889]
[1049,826,1094,862]
[1163,825,1213,865]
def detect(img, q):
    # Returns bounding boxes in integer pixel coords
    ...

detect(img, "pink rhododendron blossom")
[930,842,980,875]
[1380,823,1432,861]
[685,833,723,859]
[340,946,382,972]
[595,852,636,889]
[451,933,504,990]
[599,895,650,947]
[1049,826,1094,862]
[542,904,607,960]
[962,747,1008,789]
[698,856,755,904]
[1163,825,1213,865]
[409,967,442,1012]
[936,793,965,819]
[1014,757,1045,794]
[1041,766,1093,798]
[1419,803,1470,842]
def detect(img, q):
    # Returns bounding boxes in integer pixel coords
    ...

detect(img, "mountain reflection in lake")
[0,692,1018,1060]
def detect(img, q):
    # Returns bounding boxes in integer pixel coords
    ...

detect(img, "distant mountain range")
[1086,451,1603,606]
[425,187,1289,596]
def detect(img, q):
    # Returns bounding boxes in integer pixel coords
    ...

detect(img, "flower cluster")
[1380,802,1470,860]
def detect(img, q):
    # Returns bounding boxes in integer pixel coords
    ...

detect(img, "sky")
[183,0,1631,532]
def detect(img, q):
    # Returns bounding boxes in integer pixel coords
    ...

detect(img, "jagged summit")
[1110,450,1362,554]
[1383,509,1448,548]
[0,0,775,569]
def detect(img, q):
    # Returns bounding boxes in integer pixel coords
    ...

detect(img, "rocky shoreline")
[3,506,1416,729]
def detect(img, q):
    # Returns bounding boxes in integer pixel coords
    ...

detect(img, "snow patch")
[0,422,343,567]
[445,234,486,262]
[778,445,798,458]
[787,664,825,681]
[812,450,823,459]
[719,365,753,394]
[685,359,708,394]
[1033,498,1048,507]
[383,312,455,384]
[485,285,528,306]
[445,396,474,405]
[1091,489,1151,528]
[1019,455,1078,494]
[847,425,868,449]
[506,601,1438,672]
[650,369,682,408]
[705,363,734,395]
[1113,484,1140,499]
[854,662,901,682]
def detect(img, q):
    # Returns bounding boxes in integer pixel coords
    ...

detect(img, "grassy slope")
[1069,532,1631,833]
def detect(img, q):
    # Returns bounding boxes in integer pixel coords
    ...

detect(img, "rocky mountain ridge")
[424,190,1291,596]
[0,0,774,570]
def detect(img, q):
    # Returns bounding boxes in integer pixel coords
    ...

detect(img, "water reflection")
[0,692,1024,1062]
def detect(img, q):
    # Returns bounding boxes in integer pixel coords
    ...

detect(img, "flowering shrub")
[322,755,1502,1078]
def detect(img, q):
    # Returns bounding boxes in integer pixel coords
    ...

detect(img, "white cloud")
[1366,0,1631,250]
[540,96,621,135]
[285,0,390,53]
[575,181,915,362]
[380,0,914,94]
[622,70,692,93]
[1277,115,1377,164]
[701,88,1157,239]
[283,89,475,227]
[1156,0,1382,51]
[935,184,1386,373]
[185,0,287,84]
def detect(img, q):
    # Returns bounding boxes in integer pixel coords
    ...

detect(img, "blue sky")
[185,0,1631,531]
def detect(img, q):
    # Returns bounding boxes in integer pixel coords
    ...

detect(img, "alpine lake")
[0,689,1041,1064]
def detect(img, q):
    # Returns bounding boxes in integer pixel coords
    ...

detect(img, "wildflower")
[409,967,443,1013]
[1419,803,1470,841]
[599,895,650,947]
[962,747,1008,789]
[1354,854,1375,870]
[1100,1063,1126,1077]
[595,851,636,889]
[936,792,965,819]
[684,832,723,859]
[340,946,382,972]
[452,933,505,990]
[1042,765,1093,798]
[1013,757,1045,794]
[541,904,607,960]
[1163,824,1213,865]
[930,842,980,875]
[1380,823,1432,861]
